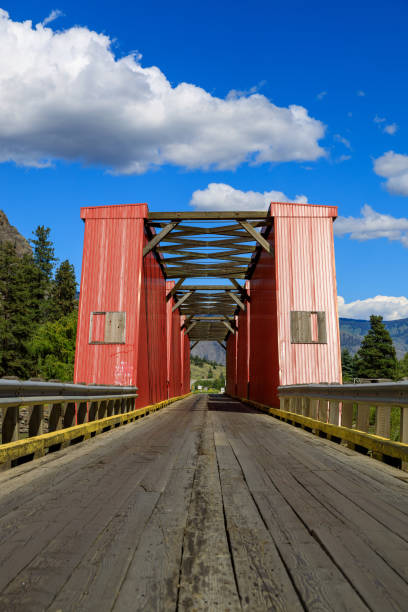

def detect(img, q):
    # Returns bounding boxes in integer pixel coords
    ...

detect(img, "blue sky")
[1,1,408,319]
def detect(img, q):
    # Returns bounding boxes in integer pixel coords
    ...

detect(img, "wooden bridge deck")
[1,394,408,611]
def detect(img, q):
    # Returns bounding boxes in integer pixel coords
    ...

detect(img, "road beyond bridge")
[1,394,408,611]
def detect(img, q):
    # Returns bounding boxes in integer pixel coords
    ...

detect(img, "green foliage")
[0,225,77,381]
[50,260,77,321]
[355,315,397,379]
[27,309,78,381]
[396,352,408,380]
[341,348,355,381]
[0,244,43,378]
[191,354,221,368]
[31,225,57,284]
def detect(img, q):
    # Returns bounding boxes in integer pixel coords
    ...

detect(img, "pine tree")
[341,348,354,381]
[50,260,77,320]
[0,244,42,378]
[30,225,58,321]
[31,225,57,283]
[355,315,397,379]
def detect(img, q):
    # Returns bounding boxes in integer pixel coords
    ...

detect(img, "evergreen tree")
[355,315,397,379]
[341,348,354,381]
[31,225,57,283]
[50,260,77,320]
[30,225,58,321]
[0,244,42,378]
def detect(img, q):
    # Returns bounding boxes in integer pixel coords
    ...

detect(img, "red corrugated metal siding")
[74,203,168,408]
[74,204,148,387]
[179,325,190,396]
[136,246,168,407]
[235,282,250,399]
[166,281,182,398]
[246,202,341,407]
[226,331,238,396]
[248,223,280,406]
[275,214,342,386]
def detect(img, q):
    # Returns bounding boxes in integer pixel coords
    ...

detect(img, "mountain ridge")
[192,317,408,364]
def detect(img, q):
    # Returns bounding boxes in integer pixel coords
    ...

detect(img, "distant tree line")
[0,226,77,381]
[341,315,408,381]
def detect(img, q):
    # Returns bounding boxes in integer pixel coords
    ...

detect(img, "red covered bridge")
[74,202,341,404]
[0,202,408,611]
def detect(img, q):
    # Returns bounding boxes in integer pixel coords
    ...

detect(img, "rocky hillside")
[0,210,31,256]
[340,317,408,359]
[192,317,408,365]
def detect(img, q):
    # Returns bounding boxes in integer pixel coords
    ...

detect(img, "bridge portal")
[74,202,341,407]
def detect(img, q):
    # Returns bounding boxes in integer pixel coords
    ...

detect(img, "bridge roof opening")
[145,211,273,346]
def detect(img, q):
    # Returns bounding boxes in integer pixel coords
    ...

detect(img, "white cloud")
[337,154,351,163]
[374,151,408,196]
[338,295,408,320]
[190,183,308,211]
[317,91,327,100]
[42,9,64,26]
[0,10,325,174]
[334,204,408,247]
[334,134,351,149]
[357,90,365,97]
[374,115,386,123]
[384,122,398,135]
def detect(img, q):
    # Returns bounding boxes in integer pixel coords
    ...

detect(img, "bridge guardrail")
[276,383,408,469]
[0,379,138,445]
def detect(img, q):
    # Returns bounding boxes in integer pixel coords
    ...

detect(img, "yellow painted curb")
[230,395,408,464]
[0,392,192,468]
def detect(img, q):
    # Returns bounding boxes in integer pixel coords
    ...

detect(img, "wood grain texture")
[0,394,407,611]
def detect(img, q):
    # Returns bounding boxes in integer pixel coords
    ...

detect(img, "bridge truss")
[144,211,273,348]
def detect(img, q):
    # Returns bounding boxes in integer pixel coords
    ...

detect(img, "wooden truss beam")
[238,221,272,255]
[222,320,235,334]
[143,222,179,257]
[172,291,194,312]
[190,340,200,350]
[226,290,246,311]
[216,340,226,350]
[148,211,270,220]
[166,278,184,301]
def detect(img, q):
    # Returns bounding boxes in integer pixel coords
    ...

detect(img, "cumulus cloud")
[334,204,408,247]
[374,151,408,196]
[190,183,308,211]
[338,295,408,320]
[317,91,327,100]
[42,9,64,26]
[357,90,365,97]
[0,10,325,174]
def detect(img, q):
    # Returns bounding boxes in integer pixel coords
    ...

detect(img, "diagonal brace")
[143,221,179,257]
[238,221,272,255]
[226,290,246,311]
[172,291,194,312]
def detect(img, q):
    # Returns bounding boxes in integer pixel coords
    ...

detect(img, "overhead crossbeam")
[144,211,272,340]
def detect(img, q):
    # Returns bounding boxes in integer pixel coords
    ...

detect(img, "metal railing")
[0,379,138,444]
[276,382,408,467]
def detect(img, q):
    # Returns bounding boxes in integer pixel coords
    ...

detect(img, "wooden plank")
[177,410,241,610]
[142,221,179,257]
[211,410,303,611]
